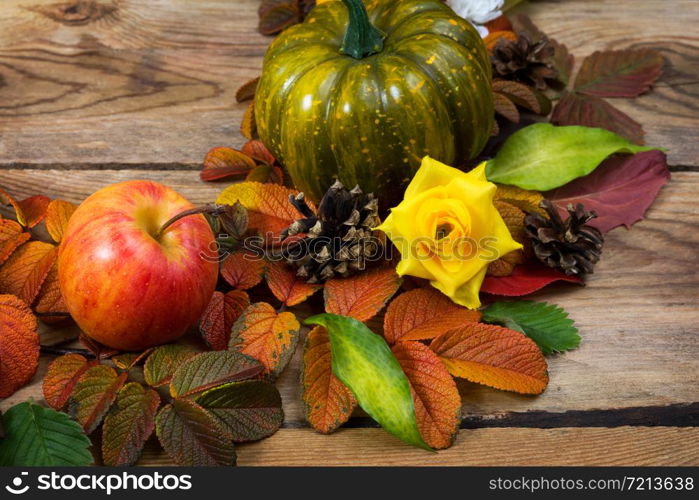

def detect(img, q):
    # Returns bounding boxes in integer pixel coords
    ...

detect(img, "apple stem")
[155,204,227,240]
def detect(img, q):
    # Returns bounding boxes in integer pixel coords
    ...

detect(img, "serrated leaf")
[0,189,50,228]
[246,164,284,185]
[143,344,199,387]
[0,241,57,304]
[43,354,96,410]
[155,399,236,466]
[236,77,260,103]
[170,351,263,398]
[102,383,161,466]
[196,380,283,442]
[199,290,250,350]
[548,150,670,233]
[551,91,645,145]
[0,294,39,397]
[33,261,69,323]
[574,49,664,98]
[200,147,256,182]
[241,139,276,166]
[550,39,574,87]
[0,402,93,466]
[431,323,549,395]
[45,199,77,243]
[220,250,265,290]
[383,288,481,344]
[71,364,128,434]
[265,260,321,307]
[78,333,120,360]
[324,266,401,322]
[486,123,655,190]
[481,261,582,296]
[393,341,461,449]
[111,349,153,370]
[0,219,30,266]
[301,326,357,434]
[482,300,580,355]
[230,302,300,376]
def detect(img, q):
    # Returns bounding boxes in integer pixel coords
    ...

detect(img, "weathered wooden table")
[1,0,698,466]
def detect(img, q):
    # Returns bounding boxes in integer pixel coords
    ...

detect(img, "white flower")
[447,0,504,37]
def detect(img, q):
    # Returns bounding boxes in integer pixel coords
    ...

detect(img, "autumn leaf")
[392,341,461,449]
[70,364,128,433]
[324,266,401,322]
[220,250,266,290]
[431,323,549,395]
[241,139,276,166]
[199,290,250,351]
[550,39,574,87]
[489,200,527,276]
[230,302,300,376]
[494,184,545,215]
[111,349,153,370]
[102,383,161,466]
[196,380,283,442]
[493,90,520,123]
[45,199,77,243]
[547,150,670,233]
[155,399,236,466]
[301,326,357,434]
[258,0,301,36]
[200,147,256,182]
[0,294,39,398]
[33,261,69,323]
[246,164,284,185]
[383,288,481,344]
[170,351,263,398]
[493,79,546,115]
[143,345,199,387]
[487,250,526,278]
[0,219,30,266]
[241,101,257,140]
[484,30,517,51]
[0,241,57,304]
[265,259,321,307]
[480,261,582,296]
[78,334,119,360]
[574,49,664,98]
[0,189,50,228]
[43,354,96,410]
[236,77,260,103]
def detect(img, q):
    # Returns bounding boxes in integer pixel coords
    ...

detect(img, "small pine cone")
[525,200,604,276]
[491,31,558,90]
[280,181,382,283]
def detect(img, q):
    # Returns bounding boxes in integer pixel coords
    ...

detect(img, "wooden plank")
[137,427,699,466]
[0,0,698,167]
[1,170,698,425]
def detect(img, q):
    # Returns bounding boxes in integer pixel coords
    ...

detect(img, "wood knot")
[30,0,117,25]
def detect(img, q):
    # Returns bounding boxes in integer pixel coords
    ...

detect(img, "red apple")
[58,181,219,351]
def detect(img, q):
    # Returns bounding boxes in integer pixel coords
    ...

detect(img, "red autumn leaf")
[0,241,57,304]
[242,139,276,166]
[493,79,544,114]
[33,261,70,323]
[431,323,549,395]
[548,150,670,233]
[78,333,120,360]
[574,49,664,98]
[0,294,40,398]
[200,147,256,182]
[324,266,402,322]
[199,290,250,351]
[236,77,260,103]
[265,260,321,307]
[551,91,645,145]
[220,250,266,290]
[45,199,77,243]
[0,189,50,228]
[0,219,30,266]
[480,261,582,297]
[169,351,264,398]
[301,326,357,434]
[70,364,128,433]
[484,14,513,32]
[230,302,300,376]
[393,341,461,449]
[383,288,481,344]
[43,354,97,410]
[246,164,284,185]
[550,39,574,87]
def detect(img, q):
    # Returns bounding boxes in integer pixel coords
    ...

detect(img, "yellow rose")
[376,157,522,309]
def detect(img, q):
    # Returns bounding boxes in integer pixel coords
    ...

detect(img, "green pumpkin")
[255,0,494,205]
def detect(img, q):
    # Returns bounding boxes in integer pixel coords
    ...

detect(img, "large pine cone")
[491,31,558,90]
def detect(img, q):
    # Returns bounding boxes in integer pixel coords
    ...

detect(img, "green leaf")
[196,380,283,442]
[304,313,431,450]
[143,344,198,387]
[70,364,128,434]
[0,402,93,466]
[482,301,581,355]
[170,351,263,398]
[485,123,656,190]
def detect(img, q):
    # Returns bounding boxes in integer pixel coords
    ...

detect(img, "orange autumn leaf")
[0,241,57,304]
[45,199,77,243]
[0,294,40,397]
[430,323,549,395]
[34,261,70,323]
[265,259,321,307]
[301,326,356,434]
[383,288,482,344]
[43,354,97,410]
[392,341,461,449]
[0,219,30,266]
[324,266,402,322]
[484,30,518,52]
[230,302,300,376]
[220,250,265,290]
[242,139,276,166]
[200,147,256,182]
[199,290,250,351]
[241,101,257,140]
[0,189,50,228]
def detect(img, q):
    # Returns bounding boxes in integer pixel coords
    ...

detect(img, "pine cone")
[525,201,604,276]
[280,181,382,283]
[491,31,558,90]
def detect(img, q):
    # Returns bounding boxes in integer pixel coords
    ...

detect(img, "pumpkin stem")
[340,0,385,59]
